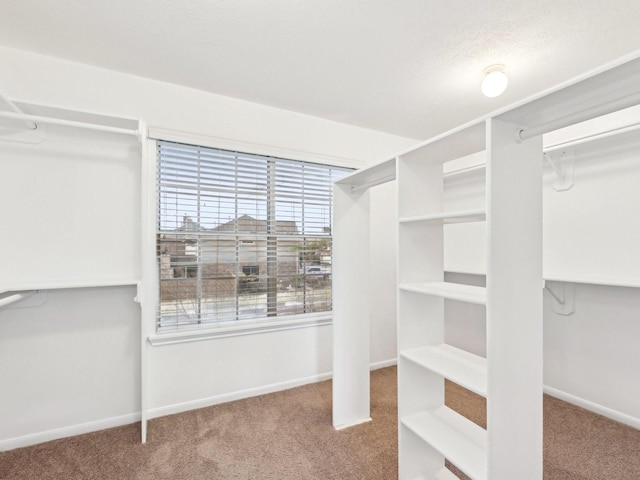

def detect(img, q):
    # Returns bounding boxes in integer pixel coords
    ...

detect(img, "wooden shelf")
[399,282,487,305]
[402,406,487,480]
[399,209,486,225]
[401,344,487,397]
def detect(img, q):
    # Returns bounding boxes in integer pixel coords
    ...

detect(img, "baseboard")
[147,371,334,419]
[148,359,398,420]
[370,358,397,370]
[1,359,400,451]
[544,385,640,430]
[334,417,372,431]
[0,412,140,452]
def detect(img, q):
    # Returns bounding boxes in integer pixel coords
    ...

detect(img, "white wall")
[0,287,140,445]
[543,283,640,425]
[0,45,415,449]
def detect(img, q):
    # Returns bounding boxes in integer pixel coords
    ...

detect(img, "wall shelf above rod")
[517,92,640,142]
[0,279,141,295]
[335,157,396,192]
[0,112,147,138]
[444,120,640,179]
[444,270,640,289]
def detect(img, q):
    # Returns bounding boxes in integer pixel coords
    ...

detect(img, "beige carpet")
[1,367,639,479]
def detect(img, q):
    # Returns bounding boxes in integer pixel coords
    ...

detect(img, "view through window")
[157,140,352,329]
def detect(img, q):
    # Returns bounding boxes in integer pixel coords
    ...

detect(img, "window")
[157,140,351,330]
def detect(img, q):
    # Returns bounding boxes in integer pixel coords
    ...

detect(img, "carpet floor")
[1,366,639,479]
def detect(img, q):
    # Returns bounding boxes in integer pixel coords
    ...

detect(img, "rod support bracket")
[134,282,142,305]
[544,281,575,316]
[514,128,525,143]
[544,150,574,191]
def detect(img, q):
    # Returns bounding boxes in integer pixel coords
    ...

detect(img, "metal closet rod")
[349,173,396,193]
[0,110,141,137]
[0,290,38,309]
[517,91,640,141]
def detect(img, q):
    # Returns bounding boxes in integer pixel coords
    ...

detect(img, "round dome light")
[481,65,508,98]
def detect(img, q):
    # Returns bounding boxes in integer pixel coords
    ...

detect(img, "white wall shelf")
[335,156,396,191]
[402,407,488,480]
[399,282,487,305]
[400,344,487,397]
[0,279,140,294]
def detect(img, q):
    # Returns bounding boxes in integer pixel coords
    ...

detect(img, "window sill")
[148,313,332,346]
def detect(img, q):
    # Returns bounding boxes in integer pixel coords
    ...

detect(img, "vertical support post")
[486,117,543,479]
[332,183,371,429]
[138,120,157,443]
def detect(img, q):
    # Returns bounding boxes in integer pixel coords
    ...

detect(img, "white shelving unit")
[333,53,640,480]
[396,114,542,480]
[396,116,543,479]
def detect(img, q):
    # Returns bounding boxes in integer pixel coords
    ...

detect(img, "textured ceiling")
[1,0,640,140]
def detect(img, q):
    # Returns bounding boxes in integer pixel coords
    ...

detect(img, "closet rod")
[0,111,139,137]
[349,173,396,193]
[544,121,640,153]
[517,91,640,141]
[0,91,37,130]
[0,290,37,309]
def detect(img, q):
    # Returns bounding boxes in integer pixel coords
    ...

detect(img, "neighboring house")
[159,215,329,298]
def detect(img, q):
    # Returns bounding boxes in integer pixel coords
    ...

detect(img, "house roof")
[174,214,299,235]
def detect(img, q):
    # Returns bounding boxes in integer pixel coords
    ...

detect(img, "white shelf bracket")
[544,281,575,316]
[0,89,42,143]
[134,282,142,305]
[544,151,574,191]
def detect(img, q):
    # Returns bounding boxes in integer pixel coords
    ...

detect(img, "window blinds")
[157,140,351,329]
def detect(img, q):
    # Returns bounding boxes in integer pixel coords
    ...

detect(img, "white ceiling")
[1,0,640,140]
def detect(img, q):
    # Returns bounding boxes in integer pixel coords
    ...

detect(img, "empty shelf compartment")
[401,344,487,397]
[399,282,486,305]
[402,406,487,480]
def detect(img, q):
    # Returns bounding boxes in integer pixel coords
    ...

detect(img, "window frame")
[150,135,354,342]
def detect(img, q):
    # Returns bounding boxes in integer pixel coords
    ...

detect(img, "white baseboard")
[0,412,140,452]
[147,371,333,419]
[148,359,398,420]
[544,385,640,430]
[334,417,372,430]
[0,359,400,451]
[370,358,397,370]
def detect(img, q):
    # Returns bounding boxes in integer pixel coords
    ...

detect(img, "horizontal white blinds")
[157,140,351,328]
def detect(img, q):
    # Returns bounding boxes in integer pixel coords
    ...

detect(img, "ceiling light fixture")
[481,64,508,98]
